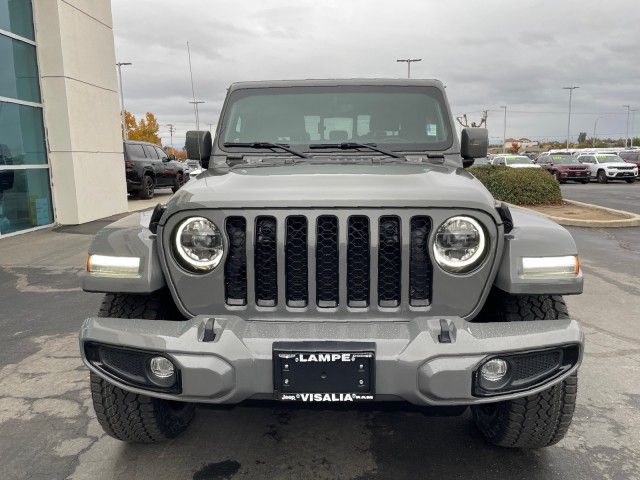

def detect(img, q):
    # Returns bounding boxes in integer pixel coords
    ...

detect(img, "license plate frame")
[273,341,375,402]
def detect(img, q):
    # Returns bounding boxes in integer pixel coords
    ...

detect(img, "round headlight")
[433,216,487,273]
[173,217,224,272]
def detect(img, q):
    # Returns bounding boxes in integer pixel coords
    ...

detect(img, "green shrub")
[467,164,562,206]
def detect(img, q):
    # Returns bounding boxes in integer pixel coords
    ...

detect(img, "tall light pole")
[116,62,132,140]
[396,58,422,78]
[187,42,204,131]
[592,116,602,147]
[623,105,631,148]
[563,86,579,149]
[165,124,175,148]
[501,105,507,153]
[631,109,637,148]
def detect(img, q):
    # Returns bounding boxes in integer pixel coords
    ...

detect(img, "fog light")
[480,358,508,383]
[149,356,175,379]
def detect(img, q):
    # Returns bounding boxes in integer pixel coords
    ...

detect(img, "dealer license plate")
[273,343,375,402]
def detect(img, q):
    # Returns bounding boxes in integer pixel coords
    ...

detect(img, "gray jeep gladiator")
[80,79,583,449]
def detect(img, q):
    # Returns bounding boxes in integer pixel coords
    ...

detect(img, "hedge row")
[467,164,562,206]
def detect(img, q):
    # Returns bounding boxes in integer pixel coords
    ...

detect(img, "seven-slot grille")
[223,214,433,309]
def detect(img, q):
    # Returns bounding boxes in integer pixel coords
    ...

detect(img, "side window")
[538,157,547,164]
[143,145,158,159]
[126,144,145,159]
[155,147,168,160]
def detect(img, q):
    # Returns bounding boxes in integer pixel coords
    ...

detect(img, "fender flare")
[81,211,166,293]
[494,207,583,295]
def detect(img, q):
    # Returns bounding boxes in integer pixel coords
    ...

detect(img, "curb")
[508,200,640,228]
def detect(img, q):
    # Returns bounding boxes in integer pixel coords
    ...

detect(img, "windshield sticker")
[426,123,437,136]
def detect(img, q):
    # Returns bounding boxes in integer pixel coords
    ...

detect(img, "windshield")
[596,154,624,164]
[504,156,532,165]
[550,155,580,164]
[220,85,453,153]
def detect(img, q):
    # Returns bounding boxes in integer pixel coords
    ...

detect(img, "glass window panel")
[0,168,53,234]
[0,0,34,39]
[0,101,47,165]
[0,34,40,102]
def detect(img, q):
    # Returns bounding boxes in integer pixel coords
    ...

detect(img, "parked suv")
[537,154,591,183]
[81,80,583,450]
[492,154,540,169]
[577,153,638,183]
[124,140,187,198]
[619,150,640,176]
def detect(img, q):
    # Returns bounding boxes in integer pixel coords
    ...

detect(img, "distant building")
[503,138,540,152]
[1,0,126,238]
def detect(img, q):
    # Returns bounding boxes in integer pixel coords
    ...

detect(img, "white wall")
[33,0,127,225]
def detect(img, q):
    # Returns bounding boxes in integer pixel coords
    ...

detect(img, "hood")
[555,164,589,170]
[164,163,497,215]
[601,162,637,168]
[509,164,540,169]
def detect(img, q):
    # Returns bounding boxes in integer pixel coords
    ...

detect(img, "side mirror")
[185,130,212,169]
[460,128,488,168]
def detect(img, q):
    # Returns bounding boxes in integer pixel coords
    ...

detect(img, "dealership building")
[0,0,126,238]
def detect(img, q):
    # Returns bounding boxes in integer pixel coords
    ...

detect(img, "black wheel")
[138,175,155,199]
[172,173,183,193]
[580,179,590,184]
[471,292,577,449]
[626,179,634,183]
[596,170,608,184]
[90,292,194,443]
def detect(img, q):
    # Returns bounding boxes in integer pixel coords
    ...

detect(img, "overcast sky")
[111,0,640,148]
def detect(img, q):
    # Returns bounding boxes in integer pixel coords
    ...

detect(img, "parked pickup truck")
[80,79,583,449]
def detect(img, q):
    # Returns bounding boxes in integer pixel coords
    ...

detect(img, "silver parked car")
[80,79,583,449]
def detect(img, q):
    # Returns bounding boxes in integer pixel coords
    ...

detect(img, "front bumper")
[606,170,637,178]
[80,315,583,406]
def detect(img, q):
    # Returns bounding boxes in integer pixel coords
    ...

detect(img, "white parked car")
[576,153,638,183]
[492,155,541,169]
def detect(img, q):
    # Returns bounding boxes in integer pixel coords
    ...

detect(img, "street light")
[396,58,422,78]
[562,86,579,149]
[592,116,602,147]
[165,124,175,148]
[116,62,132,140]
[631,109,637,148]
[500,106,507,153]
[623,105,631,148]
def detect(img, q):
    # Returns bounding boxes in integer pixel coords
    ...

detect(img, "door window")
[143,145,159,159]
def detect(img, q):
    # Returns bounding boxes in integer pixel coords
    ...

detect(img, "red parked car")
[536,154,591,183]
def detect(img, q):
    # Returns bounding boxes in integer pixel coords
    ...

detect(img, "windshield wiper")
[308,142,403,159]
[224,142,309,159]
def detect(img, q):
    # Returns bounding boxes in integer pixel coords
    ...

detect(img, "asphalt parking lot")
[0,202,639,479]
[561,181,640,214]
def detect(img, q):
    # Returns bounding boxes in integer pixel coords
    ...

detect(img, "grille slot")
[378,216,401,307]
[409,216,433,306]
[347,216,370,307]
[224,217,247,305]
[316,216,339,307]
[255,216,278,306]
[285,216,308,307]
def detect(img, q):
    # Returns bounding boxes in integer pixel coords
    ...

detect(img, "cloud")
[112,0,640,146]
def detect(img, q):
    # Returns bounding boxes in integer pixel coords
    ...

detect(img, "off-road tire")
[172,173,183,193]
[596,170,608,184]
[90,291,194,443]
[471,292,577,448]
[138,174,155,199]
